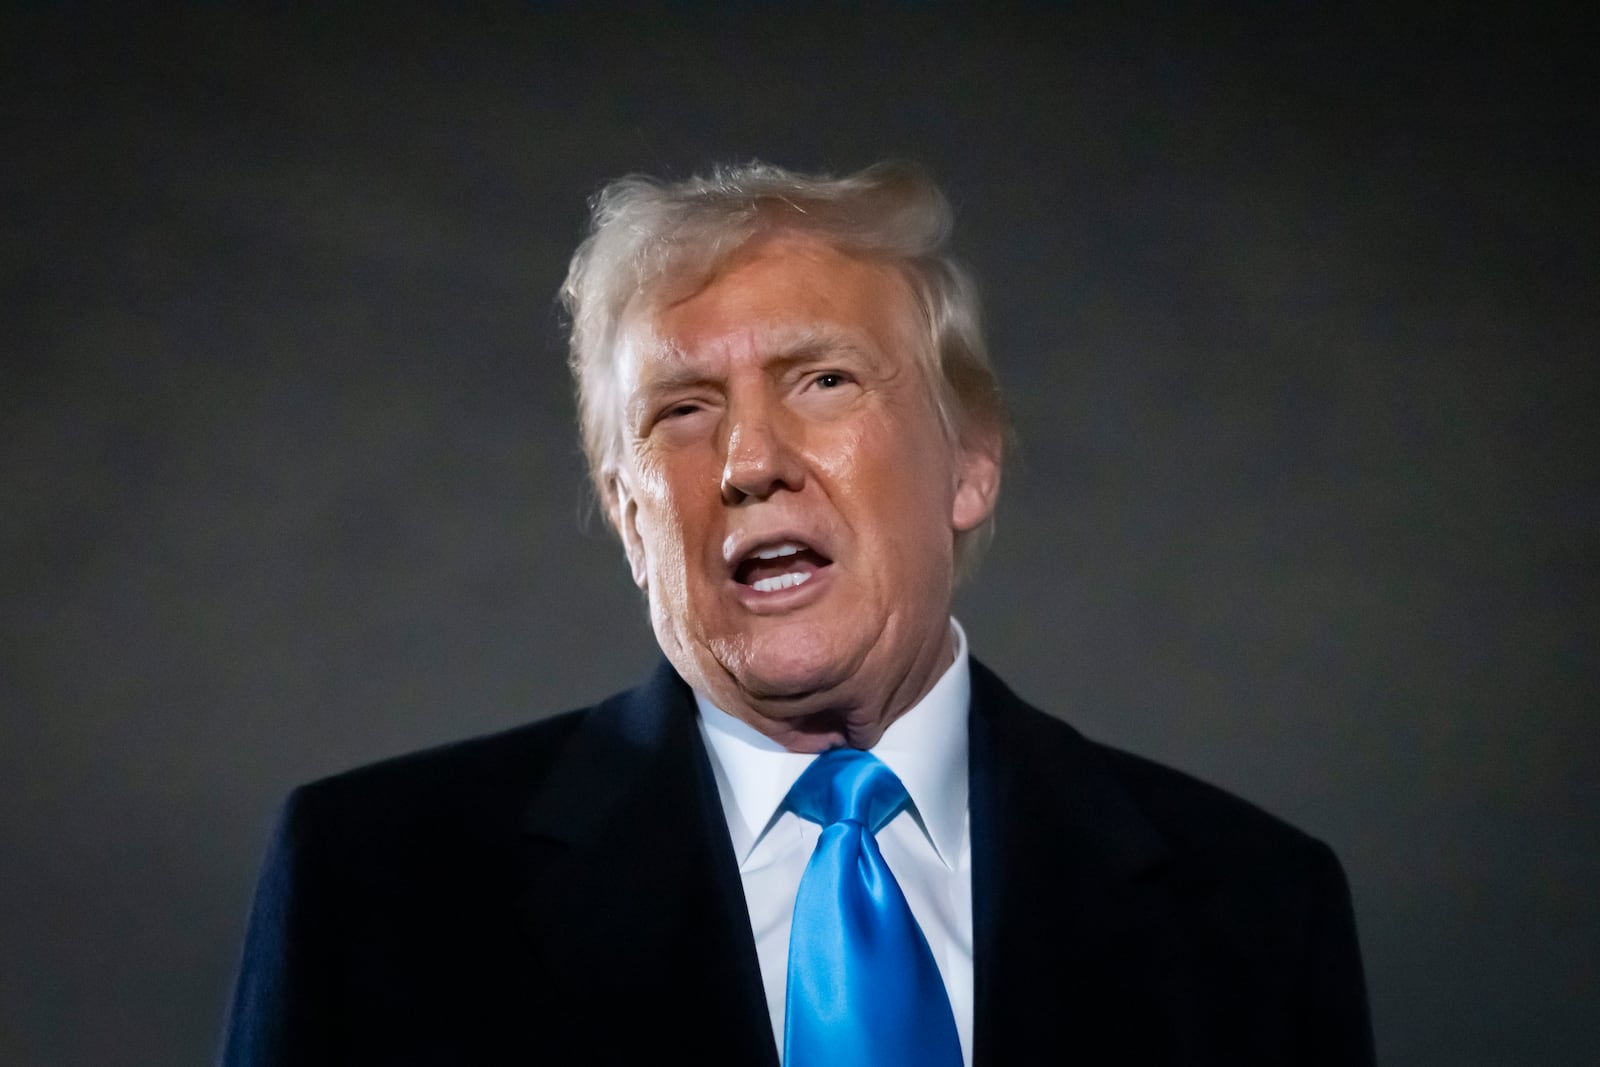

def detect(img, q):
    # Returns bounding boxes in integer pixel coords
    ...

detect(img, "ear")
[604,468,650,590]
[950,426,1002,533]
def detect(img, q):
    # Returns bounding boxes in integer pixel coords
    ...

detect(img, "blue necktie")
[782,747,962,1067]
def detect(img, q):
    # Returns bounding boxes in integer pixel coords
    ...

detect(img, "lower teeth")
[751,571,811,593]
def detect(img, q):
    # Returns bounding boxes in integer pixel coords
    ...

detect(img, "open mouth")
[733,542,833,593]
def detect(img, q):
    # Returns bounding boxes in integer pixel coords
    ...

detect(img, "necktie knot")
[785,747,909,834]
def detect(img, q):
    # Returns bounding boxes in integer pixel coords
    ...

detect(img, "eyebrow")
[623,322,882,431]
[636,325,871,388]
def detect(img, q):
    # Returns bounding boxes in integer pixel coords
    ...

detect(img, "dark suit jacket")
[220,658,1374,1065]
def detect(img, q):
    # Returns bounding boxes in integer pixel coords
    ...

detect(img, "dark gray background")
[4,5,1595,1065]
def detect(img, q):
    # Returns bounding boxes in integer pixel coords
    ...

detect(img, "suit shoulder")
[974,659,1341,878]
[1092,741,1340,874]
[304,706,583,799]
[278,693,622,845]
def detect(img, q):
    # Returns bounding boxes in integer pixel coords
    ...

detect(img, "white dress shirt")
[695,620,974,1066]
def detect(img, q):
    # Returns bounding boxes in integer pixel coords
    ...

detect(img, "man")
[220,161,1375,1065]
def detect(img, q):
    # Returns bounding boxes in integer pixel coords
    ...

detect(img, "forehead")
[618,233,922,377]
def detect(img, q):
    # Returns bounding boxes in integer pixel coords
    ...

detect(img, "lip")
[721,528,836,571]
[729,557,835,614]
[721,526,837,615]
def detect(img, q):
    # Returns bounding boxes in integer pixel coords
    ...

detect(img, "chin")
[715,626,858,705]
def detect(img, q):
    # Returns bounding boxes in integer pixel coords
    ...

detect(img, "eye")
[653,394,714,424]
[792,368,860,415]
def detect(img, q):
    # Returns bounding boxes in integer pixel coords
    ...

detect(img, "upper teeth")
[755,544,802,560]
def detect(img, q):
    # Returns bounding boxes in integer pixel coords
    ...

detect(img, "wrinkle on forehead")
[637,320,881,378]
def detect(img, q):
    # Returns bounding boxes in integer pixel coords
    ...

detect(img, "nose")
[720,401,804,504]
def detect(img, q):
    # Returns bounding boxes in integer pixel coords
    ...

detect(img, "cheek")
[634,500,688,569]
[832,445,960,568]
[631,458,717,583]
[811,434,858,486]
[858,423,958,513]
[630,449,675,502]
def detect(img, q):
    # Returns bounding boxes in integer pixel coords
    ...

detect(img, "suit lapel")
[518,661,777,1065]
[969,659,1208,1064]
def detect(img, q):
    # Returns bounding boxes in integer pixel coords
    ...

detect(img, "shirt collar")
[695,619,971,870]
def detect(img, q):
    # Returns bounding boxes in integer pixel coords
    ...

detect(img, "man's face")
[608,232,999,750]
